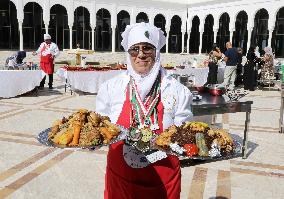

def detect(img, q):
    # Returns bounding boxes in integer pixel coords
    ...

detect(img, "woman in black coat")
[205,43,222,85]
[243,46,258,91]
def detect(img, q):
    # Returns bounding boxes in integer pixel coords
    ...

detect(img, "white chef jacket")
[96,72,193,129]
[35,42,60,58]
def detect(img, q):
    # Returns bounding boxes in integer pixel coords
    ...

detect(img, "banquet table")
[0,70,44,98]
[56,66,226,94]
[191,92,253,159]
[56,68,125,94]
[173,66,225,86]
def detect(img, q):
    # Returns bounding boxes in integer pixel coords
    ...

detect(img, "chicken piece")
[156,125,177,148]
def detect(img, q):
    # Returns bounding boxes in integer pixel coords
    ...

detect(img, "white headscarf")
[44,34,51,40]
[121,23,166,100]
[264,46,273,56]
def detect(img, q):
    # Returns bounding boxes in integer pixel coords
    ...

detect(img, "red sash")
[104,87,181,199]
[40,44,54,74]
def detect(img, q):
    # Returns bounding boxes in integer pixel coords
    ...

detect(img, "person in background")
[96,22,193,199]
[5,51,27,70]
[255,46,260,58]
[204,43,222,85]
[234,47,244,87]
[32,34,59,89]
[260,46,275,86]
[220,42,238,90]
[243,46,259,91]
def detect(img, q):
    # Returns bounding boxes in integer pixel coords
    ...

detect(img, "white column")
[45,24,49,34]
[213,30,218,43]
[199,31,203,54]
[230,29,234,43]
[268,28,273,47]
[19,21,23,51]
[181,31,185,53]
[186,31,190,54]
[69,25,73,49]
[112,26,116,53]
[91,28,95,51]
[247,27,253,50]
[166,31,169,53]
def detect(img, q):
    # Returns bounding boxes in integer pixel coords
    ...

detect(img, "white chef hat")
[121,22,166,51]
[44,34,51,40]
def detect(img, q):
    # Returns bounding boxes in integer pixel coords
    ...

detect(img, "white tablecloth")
[173,67,225,86]
[56,67,226,93]
[56,68,125,93]
[0,70,43,98]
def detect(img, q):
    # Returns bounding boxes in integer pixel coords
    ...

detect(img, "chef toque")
[121,22,166,51]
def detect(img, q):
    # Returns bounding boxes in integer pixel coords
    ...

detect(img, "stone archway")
[23,2,44,49]
[190,16,200,53]
[273,7,284,57]
[0,0,18,49]
[202,14,214,53]
[73,6,91,49]
[234,11,248,53]
[49,4,68,50]
[252,8,269,53]
[136,12,148,23]
[154,14,166,52]
[116,10,130,51]
[96,8,111,51]
[169,15,182,53]
[217,13,230,52]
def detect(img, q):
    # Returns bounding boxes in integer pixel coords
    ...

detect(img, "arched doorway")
[49,4,68,50]
[73,6,91,49]
[252,8,269,53]
[96,8,111,51]
[23,2,44,49]
[0,0,18,49]
[154,14,166,52]
[190,16,200,53]
[169,15,182,53]
[217,13,230,52]
[234,11,248,53]
[136,12,148,23]
[273,7,284,57]
[116,10,130,51]
[202,14,214,53]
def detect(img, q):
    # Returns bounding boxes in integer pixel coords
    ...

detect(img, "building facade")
[0,0,283,57]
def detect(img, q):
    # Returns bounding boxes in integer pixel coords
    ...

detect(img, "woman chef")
[96,23,193,199]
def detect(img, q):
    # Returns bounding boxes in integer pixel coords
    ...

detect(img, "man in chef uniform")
[33,34,60,89]
[96,22,193,199]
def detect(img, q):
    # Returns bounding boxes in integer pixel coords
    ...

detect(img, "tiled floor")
[0,71,283,199]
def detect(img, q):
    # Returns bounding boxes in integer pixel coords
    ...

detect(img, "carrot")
[69,123,81,146]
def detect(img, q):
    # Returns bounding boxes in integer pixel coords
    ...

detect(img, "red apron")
[104,88,181,199]
[40,44,54,74]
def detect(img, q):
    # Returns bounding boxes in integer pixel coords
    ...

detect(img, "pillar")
[91,28,95,51]
[19,21,23,51]
[247,27,253,49]
[268,28,274,48]
[186,31,190,54]
[112,26,116,53]
[69,25,73,49]
[199,31,203,54]
[166,30,169,53]
[181,31,185,53]
[45,24,48,34]
[230,29,234,43]
[213,30,218,43]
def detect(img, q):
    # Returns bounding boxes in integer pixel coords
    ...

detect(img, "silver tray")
[37,125,129,150]
[177,140,242,161]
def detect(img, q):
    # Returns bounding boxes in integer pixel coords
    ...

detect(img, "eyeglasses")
[128,45,156,57]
